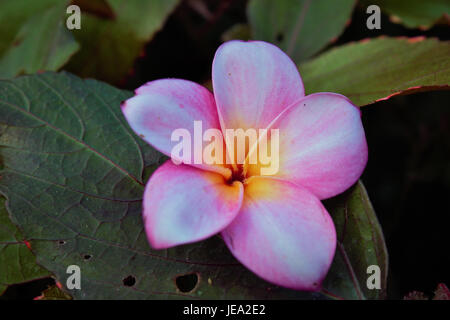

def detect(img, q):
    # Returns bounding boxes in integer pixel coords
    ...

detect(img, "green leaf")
[247,0,355,63]
[221,24,252,42]
[65,0,180,84]
[0,72,386,299]
[0,0,61,54]
[0,0,79,78]
[34,285,72,300]
[0,196,52,296]
[323,181,388,300]
[300,37,450,107]
[361,0,450,29]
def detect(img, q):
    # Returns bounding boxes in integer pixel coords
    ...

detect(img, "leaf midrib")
[286,0,312,56]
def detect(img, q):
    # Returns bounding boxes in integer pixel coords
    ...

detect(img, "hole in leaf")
[58,240,65,245]
[176,273,198,293]
[123,275,136,287]
[276,33,284,42]
[83,254,92,260]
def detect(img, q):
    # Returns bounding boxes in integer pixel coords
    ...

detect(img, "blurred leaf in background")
[300,37,450,106]
[66,0,180,84]
[247,0,355,63]
[361,0,450,30]
[222,23,251,42]
[0,0,181,84]
[0,0,79,78]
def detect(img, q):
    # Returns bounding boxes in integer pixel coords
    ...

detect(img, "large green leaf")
[0,196,51,296]
[300,37,450,107]
[247,0,355,63]
[66,0,180,84]
[361,0,450,29]
[0,72,387,299]
[0,0,79,78]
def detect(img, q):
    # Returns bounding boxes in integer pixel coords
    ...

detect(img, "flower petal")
[212,40,304,131]
[248,92,368,199]
[221,177,336,291]
[143,161,243,249]
[122,79,231,178]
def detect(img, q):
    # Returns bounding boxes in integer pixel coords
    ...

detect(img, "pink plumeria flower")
[121,41,368,291]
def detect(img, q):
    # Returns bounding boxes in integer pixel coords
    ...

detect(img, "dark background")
[2,0,449,300]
